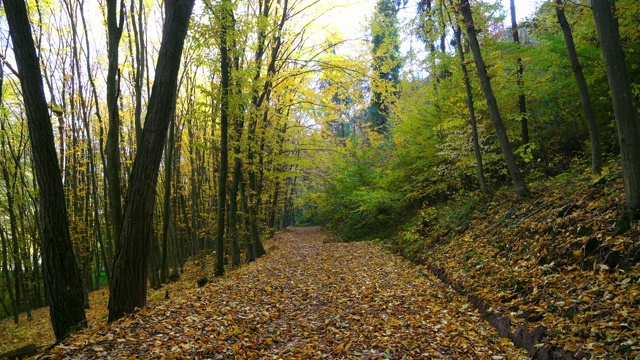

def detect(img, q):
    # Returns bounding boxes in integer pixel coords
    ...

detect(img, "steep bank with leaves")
[390,167,640,358]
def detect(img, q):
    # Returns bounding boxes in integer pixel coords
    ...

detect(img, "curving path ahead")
[47,227,526,359]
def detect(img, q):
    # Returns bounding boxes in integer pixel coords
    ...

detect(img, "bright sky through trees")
[315,0,540,54]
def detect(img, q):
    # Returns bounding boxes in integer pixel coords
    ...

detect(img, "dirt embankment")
[392,173,640,359]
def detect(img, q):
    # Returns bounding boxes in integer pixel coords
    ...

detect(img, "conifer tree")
[368,0,403,133]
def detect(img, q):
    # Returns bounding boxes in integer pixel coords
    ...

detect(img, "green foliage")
[368,0,403,131]
[278,0,640,249]
[300,136,405,241]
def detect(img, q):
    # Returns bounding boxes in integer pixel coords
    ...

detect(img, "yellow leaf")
[565,343,578,352]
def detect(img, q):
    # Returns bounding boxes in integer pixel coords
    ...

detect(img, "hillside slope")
[392,169,640,359]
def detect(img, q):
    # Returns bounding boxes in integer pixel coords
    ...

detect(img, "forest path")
[48,227,526,359]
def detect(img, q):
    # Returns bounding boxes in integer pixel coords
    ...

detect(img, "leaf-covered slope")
[398,171,640,358]
[43,227,526,359]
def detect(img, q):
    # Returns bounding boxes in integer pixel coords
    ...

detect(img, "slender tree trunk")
[148,232,161,290]
[106,0,125,245]
[241,182,255,262]
[108,0,194,323]
[79,0,113,268]
[592,0,640,221]
[1,159,23,320]
[0,69,18,324]
[16,205,32,320]
[169,223,181,278]
[0,226,18,324]
[29,180,44,308]
[554,0,602,175]
[453,24,488,194]
[458,0,529,198]
[227,11,242,269]
[4,0,87,340]
[161,116,175,283]
[510,0,528,145]
[65,0,94,307]
[214,0,233,277]
[268,179,280,236]
[171,134,185,271]
[229,157,243,267]
[130,0,146,147]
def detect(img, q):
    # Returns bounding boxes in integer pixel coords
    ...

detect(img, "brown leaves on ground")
[0,263,195,354]
[43,227,525,359]
[0,287,110,354]
[407,170,640,358]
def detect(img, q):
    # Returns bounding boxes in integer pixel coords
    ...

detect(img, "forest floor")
[2,227,527,359]
[392,169,640,359]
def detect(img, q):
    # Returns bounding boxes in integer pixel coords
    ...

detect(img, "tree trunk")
[458,0,529,198]
[105,0,125,246]
[148,233,162,290]
[229,158,242,267]
[66,0,97,301]
[0,70,18,324]
[161,116,175,284]
[0,225,18,324]
[241,182,255,262]
[17,206,32,320]
[79,0,114,269]
[510,0,528,145]
[1,157,23,322]
[555,0,602,175]
[0,344,37,360]
[592,0,640,220]
[108,0,194,323]
[4,0,87,340]
[169,223,181,278]
[130,0,146,148]
[453,24,488,194]
[268,179,280,236]
[228,51,244,267]
[214,0,233,277]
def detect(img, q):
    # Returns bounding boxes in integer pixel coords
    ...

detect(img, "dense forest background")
[1,0,639,354]
[298,0,640,239]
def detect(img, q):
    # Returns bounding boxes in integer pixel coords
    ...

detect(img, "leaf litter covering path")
[45,227,526,359]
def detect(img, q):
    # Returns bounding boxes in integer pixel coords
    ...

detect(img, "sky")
[313,0,542,54]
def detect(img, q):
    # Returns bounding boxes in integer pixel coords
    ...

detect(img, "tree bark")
[130,0,146,148]
[555,0,602,175]
[458,0,529,198]
[510,0,528,145]
[161,115,175,284]
[228,56,243,267]
[108,0,195,323]
[453,24,488,194]
[229,153,243,267]
[105,0,125,246]
[4,0,87,340]
[1,150,23,323]
[241,182,256,262]
[0,225,18,324]
[214,0,233,277]
[592,0,640,220]
[0,344,37,360]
